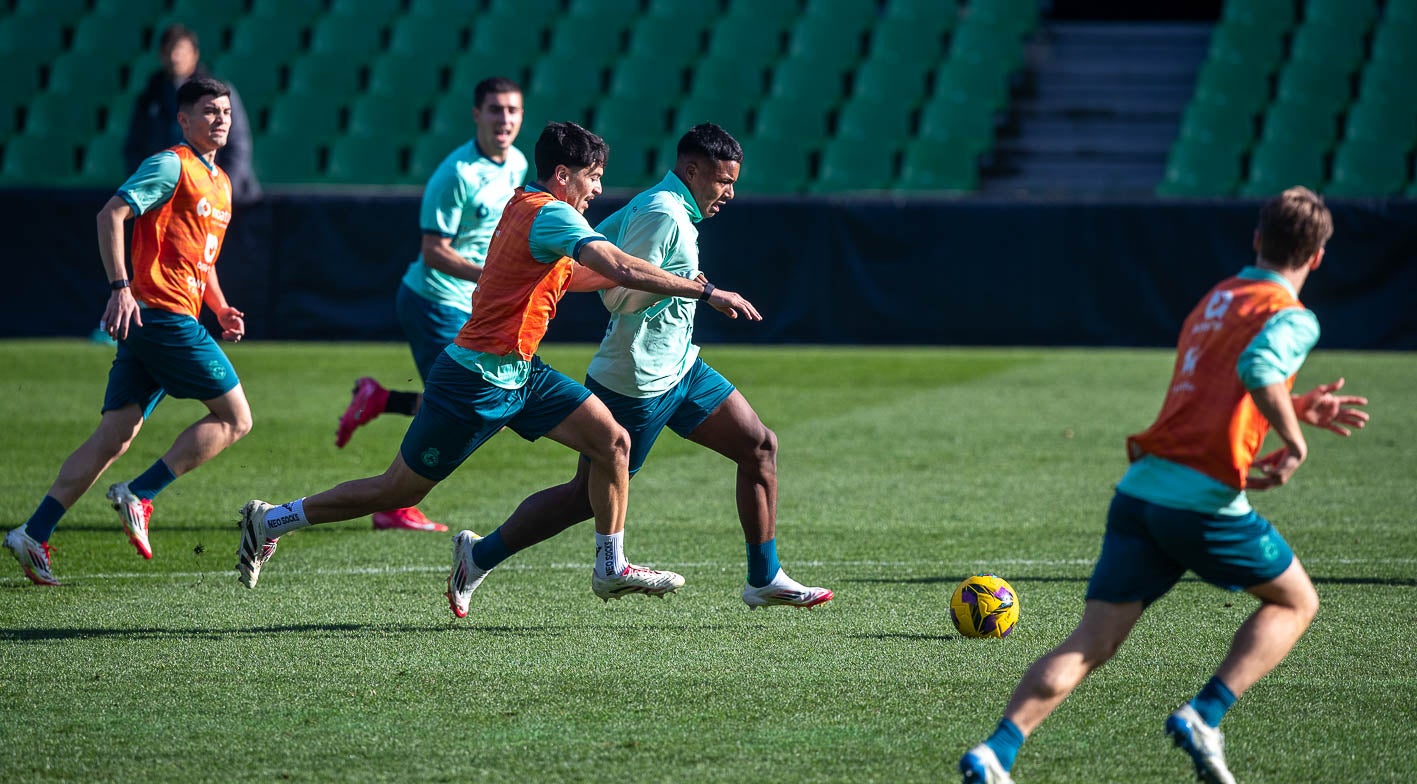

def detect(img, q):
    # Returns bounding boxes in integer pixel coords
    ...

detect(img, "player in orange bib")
[5,78,253,586]
[959,188,1371,784]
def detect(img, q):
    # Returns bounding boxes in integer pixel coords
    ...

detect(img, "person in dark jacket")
[124,23,260,203]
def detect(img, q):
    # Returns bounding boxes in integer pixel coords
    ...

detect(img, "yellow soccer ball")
[950,574,1020,638]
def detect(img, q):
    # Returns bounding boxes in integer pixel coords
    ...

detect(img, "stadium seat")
[546,15,630,67]
[408,133,468,179]
[1155,139,1242,197]
[672,93,753,139]
[1,135,78,185]
[723,0,803,30]
[835,96,914,145]
[1369,20,1417,71]
[0,13,67,61]
[917,99,995,157]
[852,56,931,104]
[1358,62,1417,106]
[646,0,723,27]
[1191,57,1272,118]
[326,135,407,185]
[266,92,346,139]
[348,96,426,140]
[1341,99,1417,150]
[608,56,687,102]
[368,53,447,100]
[330,0,407,17]
[253,132,324,184]
[568,0,643,17]
[468,14,548,66]
[968,0,1042,38]
[754,97,832,143]
[1177,99,1255,156]
[447,50,530,99]
[250,0,326,26]
[388,17,467,59]
[77,131,129,187]
[230,16,307,62]
[48,52,125,97]
[869,16,953,66]
[1325,141,1409,197]
[932,58,1013,113]
[1205,21,1287,71]
[812,139,898,193]
[1303,0,1378,35]
[23,93,103,144]
[287,53,366,101]
[309,15,389,55]
[734,134,813,195]
[209,54,284,115]
[0,90,32,142]
[14,0,88,21]
[95,0,166,17]
[1287,22,1366,75]
[626,16,708,66]
[705,19,788,68]
[1274,60,1353,116]
[785,18,871,71]
[687,58,768,101]
[949,20,1026,74]
[898,140,980,192]
[885,0,960,29]
[167,0,249,32]
[604,138,661,190]
[526,58,606,116]
[1241,139,1326,197]
[802,0,882,33]
[767,57,849,109]
[1258,99,1341,150]
[71,13,150,61]
[595,96,674,147]
[1220,0,1296,29]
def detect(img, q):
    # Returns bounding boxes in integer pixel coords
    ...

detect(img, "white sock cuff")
[595,530,627,577]
[265,498,310,535]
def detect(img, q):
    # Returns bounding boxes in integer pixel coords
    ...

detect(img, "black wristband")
[698,282,715,301]
[110,279,131,291]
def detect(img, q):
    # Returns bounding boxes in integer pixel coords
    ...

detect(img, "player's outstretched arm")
[97,195,142,341]
[576,240,760,320]
[1293,377,1369,436]
[566,263,617,292]
[1248,382,1309,490]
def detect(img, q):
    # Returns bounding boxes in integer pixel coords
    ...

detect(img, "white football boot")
[236,500,280,589]
[446,530,488,619]
[5,526,59,586]
[742,568,834,609]
[106,481,153,559]
[591,564,685,601]
[1165,703,1238,784]
[959,744,1016,784]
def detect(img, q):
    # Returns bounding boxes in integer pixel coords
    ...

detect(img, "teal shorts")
[1086,491,1295,604]
[395,283,468,382]
[400,352,592,481]
[584,358,735,475]
[102,309,239,416]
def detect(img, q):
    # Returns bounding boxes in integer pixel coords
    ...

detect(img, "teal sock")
[984,718,1025,771]
[1190,675,1237,728]
[746,538,781,587]
[471,529,514,570]
[23,496,67,543]
[128,459,177,501]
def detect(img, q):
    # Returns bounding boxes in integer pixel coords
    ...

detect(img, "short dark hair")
[160,23,198,52]
[1257,187,1333,268]
[534,122,609,181]
[676,123,743,164]
[177,77,231,110]
[473,76,522,109]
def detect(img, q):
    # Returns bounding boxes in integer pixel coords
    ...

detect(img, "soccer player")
[5,78,253,586]
[958,187,1370,784]
[333,76,528,534]
[442,124,833,613]
[237,123,762,608]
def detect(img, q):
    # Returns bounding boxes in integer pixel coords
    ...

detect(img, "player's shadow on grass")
[1310,576,1416,587]
[848,631,959,642]
[0,623,466,642]
[52,523,226,533]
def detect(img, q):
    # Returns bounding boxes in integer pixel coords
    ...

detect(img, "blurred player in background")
[6,78,253,585]
[237,123,762,611]
[959,187,1370,784]
[446,124,833,612]
[333,77,528,534]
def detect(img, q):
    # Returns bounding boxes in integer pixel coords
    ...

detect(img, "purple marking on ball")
[981,614,998,634]
[961,588,979,606]
[993,586,1012,601]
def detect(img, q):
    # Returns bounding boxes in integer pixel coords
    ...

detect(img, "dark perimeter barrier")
[4,188,1415,350]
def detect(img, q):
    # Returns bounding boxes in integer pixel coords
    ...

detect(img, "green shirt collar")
[1239,265,1297,298]
[657,170,702,224]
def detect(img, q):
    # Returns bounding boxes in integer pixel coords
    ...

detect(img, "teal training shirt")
[401,141,528,313]
[586,171,704,397]
[1117,266,1320,515]
[445,182,607,389]
[118,144,213,215]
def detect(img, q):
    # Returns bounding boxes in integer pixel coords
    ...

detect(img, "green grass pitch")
[1,340,1413,783]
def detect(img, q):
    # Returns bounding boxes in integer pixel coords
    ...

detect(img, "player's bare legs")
[159,385,253,475]
[540,397,630,536]
[1003,599,1147,734]
[1214,557,1319,696]
[45,404,145,507]
[301,455,439,524]
[687,390,777,544]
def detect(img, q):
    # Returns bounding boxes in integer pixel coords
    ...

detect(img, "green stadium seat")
[71,13,150,60]
[527,58,605,116]
[968,0,1042,38]
[1,135,78,186]
[1241,139,1326,197]
[77,131,129,187]
[767,57,849,108]
[368,53,447,100]
[327,135,407,185]
[209,54,285,112]
[513,100,592,166]
[446,56,529,105]
[1274,60,1353,115]
[869,17,952,64]
[251,0,326,26]
[1325,141,1409,197]
[672,93,753,138]
[330,0,407,16]
[1358,61,1417,105]
[288,53,366,101]
[309,15,388,55]
[1220,0,1296,29]
[1369,20,1417,71]
[812,139,897,192]
[15,0,88,21]
[885,0,960,27]
[1341,99,1417,150]
[608,56,687,102]
[429,96,475,136]
[1191,57,1272,117]
[266,92,346,139]
[604,138,661,190]
[24,93,104,144]
[0,92,31,142]
[785,18,871,70]
[932,58,1012,113]
[95,0,166,17]
[230,16,307,62]
[568,0,643,17]
[687,58,768,101]
[754,97,831,142]
[1177,99,1255,156]
[1287,23,1366,75]
[469,14,548,64]
[348,96,427,139]
[547,16,630,67]
[167,0,250,32]
[388,17,467,59]
[1155,139,1242,197]
[917,99,994,157]
[734,134,813,195]
[803,0,882,32]
[487,0,562,15]
[836,96,914,145]
[898,140,979,192]
[1303,0,1377,35]
[1258,99,1341,150]
[48,52,126,97]
[723,0,804,30]
[594,96,674,145]
[254,132,324,184]
[0,13,67,61]
[949,20,1025,73]
[852,56,931,103]
[626,16,708,66]
[706,19,788,67]
[1205,21,1286,71]
[646,0,723,26]
[409,133,468,179]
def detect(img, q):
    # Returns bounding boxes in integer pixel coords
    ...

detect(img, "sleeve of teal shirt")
[1238,308,1321,389]
[420,161,467,237]
[117,151,181,216]
[599,207,680,314]
[528,200,607,263]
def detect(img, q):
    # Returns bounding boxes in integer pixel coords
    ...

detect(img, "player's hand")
[102,288,143,341]
[707,287,761,321]
[1247,444,1307,490]
[218,305,246,342]
[1294,377,1369,436]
